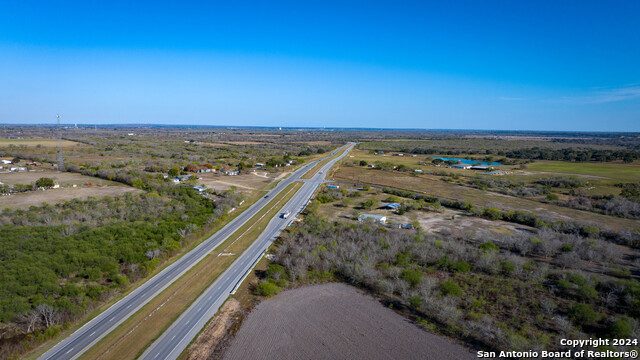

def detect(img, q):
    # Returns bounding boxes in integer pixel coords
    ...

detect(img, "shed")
[380,203,400,210]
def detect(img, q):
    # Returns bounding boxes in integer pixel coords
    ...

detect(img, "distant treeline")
[370,147,639,163]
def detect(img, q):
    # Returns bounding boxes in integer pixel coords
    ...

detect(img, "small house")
[255,163,265,168]
[451,164,472,170]
[358,214,387,224]
[414,169,423,174]
[327,184,339,189]
[193,186,206,193]
[1,160,12,165]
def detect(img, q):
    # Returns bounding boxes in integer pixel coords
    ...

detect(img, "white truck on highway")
[281,210,291,219]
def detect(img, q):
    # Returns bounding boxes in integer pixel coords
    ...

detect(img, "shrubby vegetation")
[0,186,242,356]
[267,212,639,353]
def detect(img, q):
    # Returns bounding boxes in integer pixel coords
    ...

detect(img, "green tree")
[439,280,463,297]
[35,177,55,189]
[568,303,601,327]
[254,281,281,297]
[402,269,423,288]
[483,207,503,220]
[167,167,180,177]
[362,199,378,209]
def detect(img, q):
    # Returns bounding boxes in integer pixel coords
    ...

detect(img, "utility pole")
[56,114,64,172]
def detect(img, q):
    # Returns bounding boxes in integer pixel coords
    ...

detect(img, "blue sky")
[1,1,639,131]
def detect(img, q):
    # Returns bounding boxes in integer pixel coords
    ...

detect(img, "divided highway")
[38,143,353,360]
[140,142,355,360]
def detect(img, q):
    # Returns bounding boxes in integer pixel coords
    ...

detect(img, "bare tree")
[36,303,57,328]
[18,309,41,333]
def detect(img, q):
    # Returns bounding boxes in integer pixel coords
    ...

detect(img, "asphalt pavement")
[38,143,353,360]
[139,143,354,360]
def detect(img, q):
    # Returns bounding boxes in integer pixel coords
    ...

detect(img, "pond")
[432,157,501,166]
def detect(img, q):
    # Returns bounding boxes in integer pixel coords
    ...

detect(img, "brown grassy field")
[0,187,142,209]
[223,283,474,360]
[0,171,139,209]
[196,171,284,191]
[0,171,118,186]
[332,166,640,231]
[0,138,81,147]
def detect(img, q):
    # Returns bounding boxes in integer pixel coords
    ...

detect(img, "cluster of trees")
[0,187,242,348]
[502,148,639,163]
[264,213,639,353]
[360,138,640,163]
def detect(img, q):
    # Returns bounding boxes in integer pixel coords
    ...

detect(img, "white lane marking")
[186,320,190,325]
[126,304,132,309]
[90,331,96,336]
[171,335,176,340]
[154,353,160,359]
[197,307,202,311]
[110,317,115,322]
[66,348,74,354]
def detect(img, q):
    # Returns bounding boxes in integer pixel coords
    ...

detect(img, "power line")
[56,114,64,172]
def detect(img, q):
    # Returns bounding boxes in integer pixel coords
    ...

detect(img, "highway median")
[301,145,350,180]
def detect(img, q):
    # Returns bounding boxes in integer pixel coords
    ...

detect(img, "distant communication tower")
[56,114,64,172]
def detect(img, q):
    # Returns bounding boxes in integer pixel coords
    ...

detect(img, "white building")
[358,214,387,224]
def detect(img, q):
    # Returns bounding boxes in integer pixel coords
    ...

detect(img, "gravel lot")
[223,283,474,360]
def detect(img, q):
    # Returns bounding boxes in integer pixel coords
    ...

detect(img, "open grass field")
[197,171,285,191]
[0,171,139,209]
[0,186,142,209]
[223,283,474,360]
[77,182,303,360]
[0,170,119,186]
[332,166,640,232]
[0,138,81,147]
[523,160,640,183]
[345,149,519,174]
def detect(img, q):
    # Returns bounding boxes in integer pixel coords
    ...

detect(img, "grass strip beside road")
[301,145,348,179]
[78,181,303,360]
